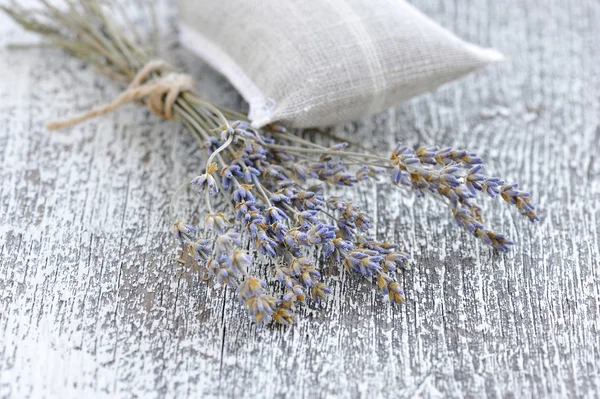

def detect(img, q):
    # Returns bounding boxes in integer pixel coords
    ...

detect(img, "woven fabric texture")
[177,0,503,128]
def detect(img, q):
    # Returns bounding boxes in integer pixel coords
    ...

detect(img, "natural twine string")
[46,60,194,130]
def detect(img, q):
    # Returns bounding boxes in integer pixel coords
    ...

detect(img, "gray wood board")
[1,0,599,398]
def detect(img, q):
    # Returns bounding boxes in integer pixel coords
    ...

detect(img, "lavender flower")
[170,116,537,326]
[265,206,287,224]
[188,238,211,260]
[191,162,219,195]
[220,164,243,190]
[172,220,195,243]
[237,277,277,326]
[388,142,538,250]
[205,212,229,233]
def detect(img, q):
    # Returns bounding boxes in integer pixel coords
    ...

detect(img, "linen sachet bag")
[177,0,503,128]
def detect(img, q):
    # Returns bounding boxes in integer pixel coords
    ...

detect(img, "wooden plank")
[1,0,599,397]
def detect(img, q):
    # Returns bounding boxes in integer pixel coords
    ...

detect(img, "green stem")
[265,143,391,163]
[206,134,234,167]
[252,175,273,207]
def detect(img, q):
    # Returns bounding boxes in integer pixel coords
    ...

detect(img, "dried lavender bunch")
[3,0,538,326]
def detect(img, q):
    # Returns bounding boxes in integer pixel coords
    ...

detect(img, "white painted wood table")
[1,1,599,398]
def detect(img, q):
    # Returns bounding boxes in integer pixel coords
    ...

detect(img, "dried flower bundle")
[2,1,538,326]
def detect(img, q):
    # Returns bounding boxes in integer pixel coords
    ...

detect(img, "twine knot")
[46,60,194,131]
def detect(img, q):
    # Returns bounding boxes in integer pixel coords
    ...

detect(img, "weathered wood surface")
[1,1,599,398]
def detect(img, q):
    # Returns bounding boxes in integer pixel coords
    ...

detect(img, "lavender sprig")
[389,143,539,250]
[171,122,537,326]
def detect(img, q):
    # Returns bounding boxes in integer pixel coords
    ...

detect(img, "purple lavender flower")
[173,120,537,326]
[242,166,261,183]
[307,223,336,244]
[284,228,308,248]
[344,249,384,276]
[215,231,241,256]
[273,307,296,326]
[188,238,211,260]
[205,212,229,232]
[191,167,218,195]
[237,277,277,326]
[311,282,332,302]
[233,184,255,202]
[297,210,319,227]
[500,183,539,222]
[265,206,288,224]
[172,220,195,243]
[228,249,251,275]
[237,277,267,300]
[270,192,291,203]
[383,252,410,274]
[293,190,323,210]
[220,164,243,190]
[256,230,278,256]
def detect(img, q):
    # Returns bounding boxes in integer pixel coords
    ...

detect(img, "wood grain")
[1,0,599,398]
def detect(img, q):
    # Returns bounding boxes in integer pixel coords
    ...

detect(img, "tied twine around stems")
[46,60,194,130]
